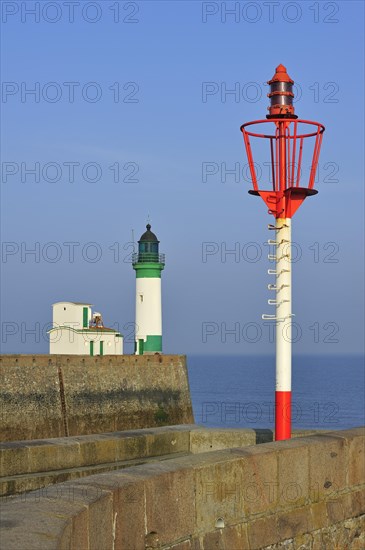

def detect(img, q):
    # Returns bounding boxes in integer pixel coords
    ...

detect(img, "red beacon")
[240,65,325,441]
[241,64,325,218]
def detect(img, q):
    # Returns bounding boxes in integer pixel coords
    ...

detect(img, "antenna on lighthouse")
[240,64,325,441]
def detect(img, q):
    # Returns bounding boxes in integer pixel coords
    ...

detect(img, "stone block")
[202,530,224,549]
[276,441,310,509]
[75,470,146,550]
[276,505,313,539]
[0,441,29,476]
[0,493,83,550]
[310,501,329,531]
[58,521,72,550]
[88,491,113,550]
[47,481,114,549]
[223,523,249,549]
[116,432,148,461]
[348,431,365,487]
[321,428,365,488]
[349,487,365,517]
[232,444,279,516]
[78,435,119,466]
[1,473,56,498]
[70,507,89,550]
[146,428,190,456]
[304,434,348,500]
[326,498,345,524]
[333,427,365,438]
[194,454,246,531]
[117,458,198,546]
[143,464,195,547]
[27,438,81,473]
[247,514,280,548]
[190,429,256,454]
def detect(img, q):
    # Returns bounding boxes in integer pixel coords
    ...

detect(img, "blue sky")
[1,0,364,355]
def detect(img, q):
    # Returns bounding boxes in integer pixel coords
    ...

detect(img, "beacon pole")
[240,65,325,440]
[275,118,292,440]
[275,216,292,440]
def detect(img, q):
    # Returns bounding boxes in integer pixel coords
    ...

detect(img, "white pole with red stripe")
[275,217,292,440]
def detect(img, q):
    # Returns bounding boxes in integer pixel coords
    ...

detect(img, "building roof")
[53,302,93,306]
[87,327,119,332]
[48,325,122,335]
[138,224,159,243]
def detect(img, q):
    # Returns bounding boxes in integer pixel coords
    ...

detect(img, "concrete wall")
[0,425,194,497]
[1,428,364,549]
[0,426,325,498]
[0,355,194,441]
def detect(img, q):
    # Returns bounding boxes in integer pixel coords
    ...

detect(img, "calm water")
[187,355,365,431]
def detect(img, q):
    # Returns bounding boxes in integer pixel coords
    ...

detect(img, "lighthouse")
[132,224,165,355]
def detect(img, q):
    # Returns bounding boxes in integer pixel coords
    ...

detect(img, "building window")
[83,307,88,328]
[140,294,143,303]
[138,339,144,355]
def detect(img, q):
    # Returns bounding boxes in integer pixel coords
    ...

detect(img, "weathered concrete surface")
[0,354,194,441]
[190,427,257,452]
[0,425,194,497]
[1,428,364,549]
[1,426,325,497]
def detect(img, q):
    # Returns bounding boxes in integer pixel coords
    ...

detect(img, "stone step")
[1,451,191,498]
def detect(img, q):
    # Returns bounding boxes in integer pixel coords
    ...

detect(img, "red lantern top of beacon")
[240,65,325,218]
[267,64,295,118]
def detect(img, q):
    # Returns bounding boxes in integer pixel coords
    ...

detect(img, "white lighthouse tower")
[132,224,165,355]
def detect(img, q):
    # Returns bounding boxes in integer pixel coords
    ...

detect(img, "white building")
[48,302,123,355]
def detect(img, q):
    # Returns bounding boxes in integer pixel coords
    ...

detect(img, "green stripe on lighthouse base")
[133,263,164,278]
[143,335,162,353]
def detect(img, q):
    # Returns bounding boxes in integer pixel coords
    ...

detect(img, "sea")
[186,354,365,431]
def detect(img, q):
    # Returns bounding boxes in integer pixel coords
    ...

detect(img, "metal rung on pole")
[262,314,285,321]
[268,224,289,231]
